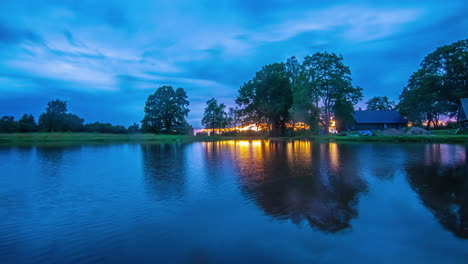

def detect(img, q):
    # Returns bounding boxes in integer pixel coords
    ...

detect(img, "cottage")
[458,98,468,130]
[347,110,407,131]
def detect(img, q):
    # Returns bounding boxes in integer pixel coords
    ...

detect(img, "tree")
[301,52,362,134]
[127,123,140,133]
[84,122,126,134]
[227,107,240,128]
[285,56,300,86]
[366,96,395,111]
[398,39,468,127]
[142,86,190,134]
[236,63,292,137]
[39,99,83,132]
[18,114,38,132]
[201,98,228,134]
[333,99,354,131]
[0,116,18,133]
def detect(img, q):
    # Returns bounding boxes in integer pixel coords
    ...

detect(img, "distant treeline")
[201,38,468,135]
[0,100,140,134]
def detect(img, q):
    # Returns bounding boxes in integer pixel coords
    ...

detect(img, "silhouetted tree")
[127,123,140,133]
[236,63,292,137]
[18,114,38,132]
[226,107,238,127]
[398,39,468,127]
[301,52,363,134]
[333,99,355,131]
[366,96,395,110]
[0,116,18,132]
[202,98,228,134]
[142,86,190,134]
[84,122,127,133]
[39,99,84,132]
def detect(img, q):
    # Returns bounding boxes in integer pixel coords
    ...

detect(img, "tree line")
[397,39,468,128]
[203,39,468,135]
[0,100,140,134]
[202,52,364,136]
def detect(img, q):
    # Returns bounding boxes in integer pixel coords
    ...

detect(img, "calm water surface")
[1,141,467,263]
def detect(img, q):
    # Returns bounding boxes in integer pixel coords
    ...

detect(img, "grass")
[0,132,467,145]
[0,132,267,145]
[0,133,190,144]
[323,134,468,143]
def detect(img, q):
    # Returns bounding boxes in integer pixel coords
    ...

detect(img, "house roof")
[460,98,468,123]
[352,110,407,124]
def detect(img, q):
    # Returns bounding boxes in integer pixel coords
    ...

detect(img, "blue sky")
[1,0,467,128]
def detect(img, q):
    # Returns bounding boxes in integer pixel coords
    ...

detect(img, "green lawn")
[0,133,192,144]
[0,132,467,145]
[0,133,266,145]
[327,134,468,143]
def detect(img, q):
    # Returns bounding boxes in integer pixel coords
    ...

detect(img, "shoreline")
[0,132,467,145]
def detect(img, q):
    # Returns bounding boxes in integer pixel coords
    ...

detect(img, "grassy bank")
[0,132,467,145]
[0,133,267,145]
[324,134,468,143]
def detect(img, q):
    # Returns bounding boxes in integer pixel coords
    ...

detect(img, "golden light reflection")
[329,142,339,170]
[194,122,311,135]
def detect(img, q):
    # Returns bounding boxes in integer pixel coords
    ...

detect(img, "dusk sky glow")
[1,0,467,127]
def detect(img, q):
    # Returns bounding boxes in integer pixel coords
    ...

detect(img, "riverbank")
[0,132,467,145]
[0,133,266,144]
[324,134,468,143]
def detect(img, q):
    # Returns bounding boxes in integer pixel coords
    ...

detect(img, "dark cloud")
[0,21,41,45]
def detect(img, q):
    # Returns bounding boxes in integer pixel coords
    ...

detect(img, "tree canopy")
[236,63,292,137]
[38,99,84,132]
[297,52,362,133]
[142,86,190,134]
[398,39,468,127]
[366,96,395,111]
[202,98,229,134]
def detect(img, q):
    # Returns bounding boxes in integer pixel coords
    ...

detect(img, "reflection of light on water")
[194,122,311,135]
[287,141,312,164]
[424,144,467,166]
[329,143,339,171]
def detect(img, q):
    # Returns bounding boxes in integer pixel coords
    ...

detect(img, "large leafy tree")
[142,86,190,134]
[398,39,468,127]
[300,52,362,133]
[236,63,292,137]
[286,56,317,130]
[39,99,83,132]
[227,107,240,128]
[333,99,355,132]
[366,96,395,110]
[0,116,18,132]
[18,114,38,132]
[201,98,228,134]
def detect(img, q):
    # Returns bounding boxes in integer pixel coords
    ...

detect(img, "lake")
[1,141,467,263]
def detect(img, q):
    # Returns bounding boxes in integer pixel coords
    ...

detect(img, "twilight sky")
[1,0,467,128]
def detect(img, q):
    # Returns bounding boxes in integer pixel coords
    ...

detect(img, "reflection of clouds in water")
[202,141,368,233]
[407,144,468,238]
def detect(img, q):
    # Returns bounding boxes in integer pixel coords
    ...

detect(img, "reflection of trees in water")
[141,144,187,201]
[36,145,84,180]
[406,144,468,238]
[225,141,368,233]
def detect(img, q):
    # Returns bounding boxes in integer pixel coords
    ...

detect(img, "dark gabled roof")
[352,110,407,124]
[460,98,468,123]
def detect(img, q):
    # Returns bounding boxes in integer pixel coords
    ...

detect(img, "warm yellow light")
[328,120,337,134]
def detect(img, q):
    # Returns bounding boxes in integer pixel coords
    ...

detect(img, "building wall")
[349,123,406,131]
